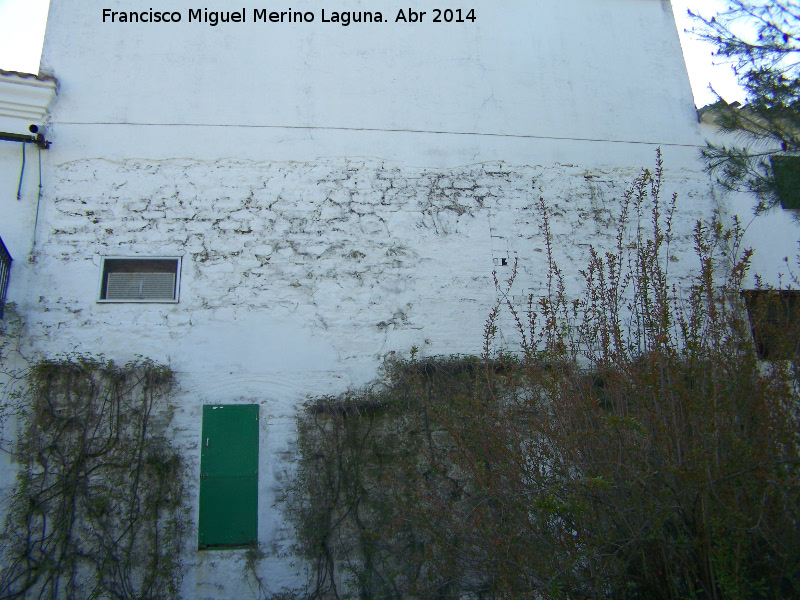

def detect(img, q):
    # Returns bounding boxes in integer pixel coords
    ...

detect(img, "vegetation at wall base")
[0,356,187,600]
[690,1,800,213]
[289,154,800,599]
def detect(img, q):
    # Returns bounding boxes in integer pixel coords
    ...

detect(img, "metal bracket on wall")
[0,128,51,149]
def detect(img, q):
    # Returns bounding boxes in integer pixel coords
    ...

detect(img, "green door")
[199,404,259,549]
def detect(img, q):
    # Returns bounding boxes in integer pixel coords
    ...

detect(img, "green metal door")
[199,404,259,549]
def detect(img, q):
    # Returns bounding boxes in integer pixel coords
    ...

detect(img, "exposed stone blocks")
[33,158,717,358]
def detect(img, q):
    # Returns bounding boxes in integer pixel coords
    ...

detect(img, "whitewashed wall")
[38,0,702,167]
[0,71,56,528]
[1,0,790,597]
[17,156,717,598]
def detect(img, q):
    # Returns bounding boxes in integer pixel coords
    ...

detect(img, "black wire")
[17,142,26,200]
[32,146,43,251]
[53,121,706,149]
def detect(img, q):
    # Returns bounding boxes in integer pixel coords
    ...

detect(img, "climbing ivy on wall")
[290,356,526,600]
[0,356,187,600]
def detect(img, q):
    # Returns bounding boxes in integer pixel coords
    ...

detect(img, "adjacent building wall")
[0,69,56,529]
[697,115,800,288]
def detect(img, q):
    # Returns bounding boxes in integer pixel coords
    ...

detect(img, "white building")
[1,1,796,597]
[0,66,57,545]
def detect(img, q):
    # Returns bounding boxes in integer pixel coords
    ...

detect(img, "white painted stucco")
[37,0,702,167]
[0,1,796,598]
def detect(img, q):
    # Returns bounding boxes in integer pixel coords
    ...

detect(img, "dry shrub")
[291,153,800,599]
[0,357,186,600]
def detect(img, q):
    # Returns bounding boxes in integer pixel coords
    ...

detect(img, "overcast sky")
[0,0,50,75]
[671,0,747,106]
[0,0,744,108]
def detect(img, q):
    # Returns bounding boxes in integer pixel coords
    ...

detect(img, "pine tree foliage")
[690,1,800,212]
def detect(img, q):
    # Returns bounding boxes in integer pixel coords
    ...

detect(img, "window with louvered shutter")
[98,257,181,302]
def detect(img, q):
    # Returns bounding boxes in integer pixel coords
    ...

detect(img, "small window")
[772,156,800,210]
[0,235,12,319]
[742,290,800,360]
[98,257,181,302]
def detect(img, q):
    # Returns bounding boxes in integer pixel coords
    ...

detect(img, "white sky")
[670,0,747,106]
[0,0,744,108]
[0,0,50,75]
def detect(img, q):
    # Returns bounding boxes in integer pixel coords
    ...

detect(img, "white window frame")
[97,256,182,303]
